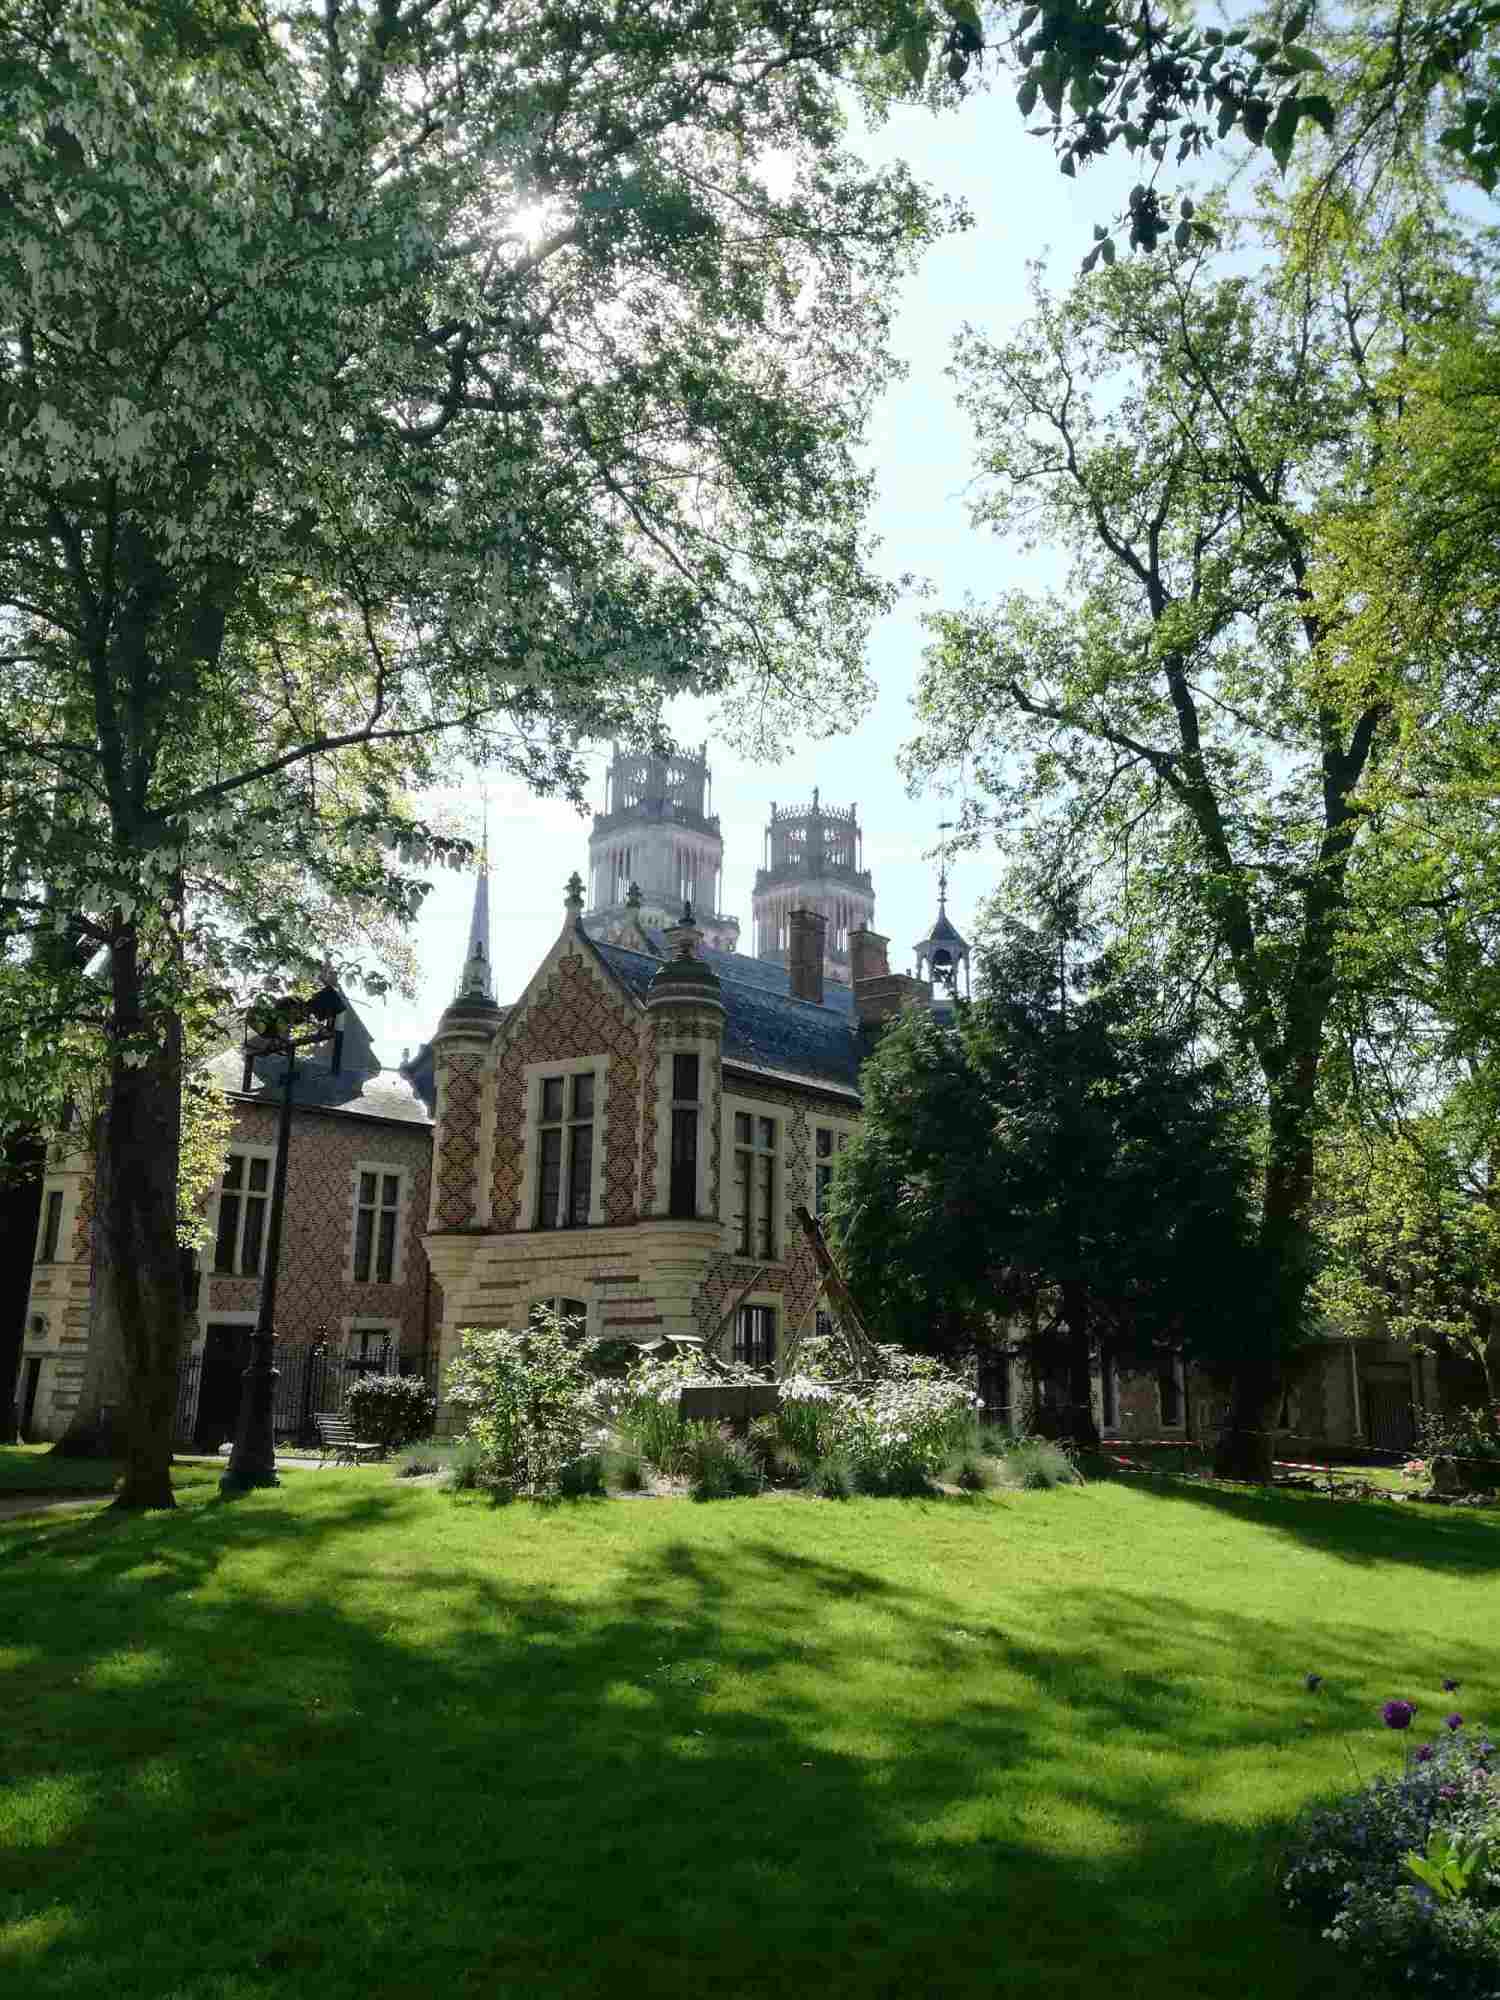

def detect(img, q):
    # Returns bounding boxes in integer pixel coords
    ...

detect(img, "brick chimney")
[787,906,826,1005]
[849,926,889,985]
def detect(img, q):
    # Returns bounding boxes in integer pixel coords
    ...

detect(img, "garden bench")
[314,1413,382,1466]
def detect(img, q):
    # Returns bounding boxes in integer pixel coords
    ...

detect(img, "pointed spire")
[456,812,492,1001]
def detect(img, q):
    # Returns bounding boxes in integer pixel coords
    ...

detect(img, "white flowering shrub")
[444,1320,612,1500]
[777,1366,981,1495]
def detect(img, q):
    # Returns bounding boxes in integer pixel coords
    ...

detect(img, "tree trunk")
[1060,1281,1100,1448]
[96,928,185,1510]
[1213,1101,1316,1482]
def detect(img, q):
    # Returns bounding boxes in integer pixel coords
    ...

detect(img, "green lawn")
[0,1445,229,1501]
[3,1473,1497,2000]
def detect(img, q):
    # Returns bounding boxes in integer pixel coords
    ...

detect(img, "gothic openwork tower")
[583,743,741,953]
[752,791,875,987]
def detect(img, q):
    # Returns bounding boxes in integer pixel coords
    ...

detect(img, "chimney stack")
[849,926,890,985]
[787,906,826,1005]
[852,924,929,1029]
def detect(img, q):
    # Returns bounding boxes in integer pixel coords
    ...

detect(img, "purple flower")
[1304,1672,1324,1692]
[1415,1743,1436,1763]
[1446,1712,1464,1731]
[1442,1677,1462,1693]
[1383,1699,1418,1730]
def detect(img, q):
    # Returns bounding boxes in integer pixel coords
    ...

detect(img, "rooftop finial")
[626,882,642,910]
[565,871,585,918]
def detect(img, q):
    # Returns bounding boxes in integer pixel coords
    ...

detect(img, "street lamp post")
[220,983,345,1497]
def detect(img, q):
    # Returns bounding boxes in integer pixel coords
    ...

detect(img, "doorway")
[195,1323,252,1450]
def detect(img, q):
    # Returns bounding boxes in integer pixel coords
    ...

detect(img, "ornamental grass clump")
[998,1436,1083,1491]
[1282,1679,1500,1997]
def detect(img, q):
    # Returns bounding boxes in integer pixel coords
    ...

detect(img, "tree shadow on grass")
[0,1488,1391,2000]
[1100,1469,1500,1573]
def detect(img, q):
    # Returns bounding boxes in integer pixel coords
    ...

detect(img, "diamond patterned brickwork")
[638,1018,661,1217]
[70,1174,94,1262]
[490,951,643,1231]
[202,1101,434,1355]
[434,1050,485,1228]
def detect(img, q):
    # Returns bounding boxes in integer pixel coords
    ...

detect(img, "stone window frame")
[344,1159,410,1287]
[720,1094,783,1263]
[210,1143,278,1277]
[652,1042,712,1221]
[811,1115,857,1221]
[517,1053,611,1233]
[35,1184,68,1264]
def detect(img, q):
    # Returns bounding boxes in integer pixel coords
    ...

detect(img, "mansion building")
[14,744,1446,1456]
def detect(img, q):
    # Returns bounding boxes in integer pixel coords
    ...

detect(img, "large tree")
[0,0,947,1506]
[829,886,1259,1445]
[907,197,1494,1477]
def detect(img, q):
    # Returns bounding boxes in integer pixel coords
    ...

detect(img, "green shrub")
[812,1452,855,1500]
[1000,1436,1082,1490]
[602,1445,648,1493]
[343,1374,436,1453]
[686,1424,761,1501]
[556,1451,608,1498]
[444,1318,611,1499]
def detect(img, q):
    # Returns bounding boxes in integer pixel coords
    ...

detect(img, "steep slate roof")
[923,910,967,946]
[206,1001,433,1127]
[593,937,863,1096]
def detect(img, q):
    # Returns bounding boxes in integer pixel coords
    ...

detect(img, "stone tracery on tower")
[751,790,874,987]
[583,743,741,954]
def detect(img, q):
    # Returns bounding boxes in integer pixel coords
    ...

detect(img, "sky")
[361,82,1163,1067]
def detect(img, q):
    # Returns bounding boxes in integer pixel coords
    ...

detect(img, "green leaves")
[1403,1829,1489,1904]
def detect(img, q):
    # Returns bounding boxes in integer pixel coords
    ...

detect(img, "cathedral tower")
[583,743,741,954]
[752,791,874,987]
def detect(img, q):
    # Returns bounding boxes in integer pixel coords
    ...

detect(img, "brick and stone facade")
[423,888,867,1430]
[16,1010,435,1444]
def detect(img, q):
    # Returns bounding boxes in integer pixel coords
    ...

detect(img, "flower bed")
[1282,1680,1500,1997]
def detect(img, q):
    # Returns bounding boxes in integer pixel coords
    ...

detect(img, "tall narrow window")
[669,1053,699,1218]
[735,1303,777,1369]
[536,1073,596,1229]
[733,1113,777,1257]
[39,1190,63,1262]
[814,1127,849,1219]
[1100,1345,1118,1429]
[354,1172,401,1282]
[1158,1355,1184,1427]
[213,1153,271,1274]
